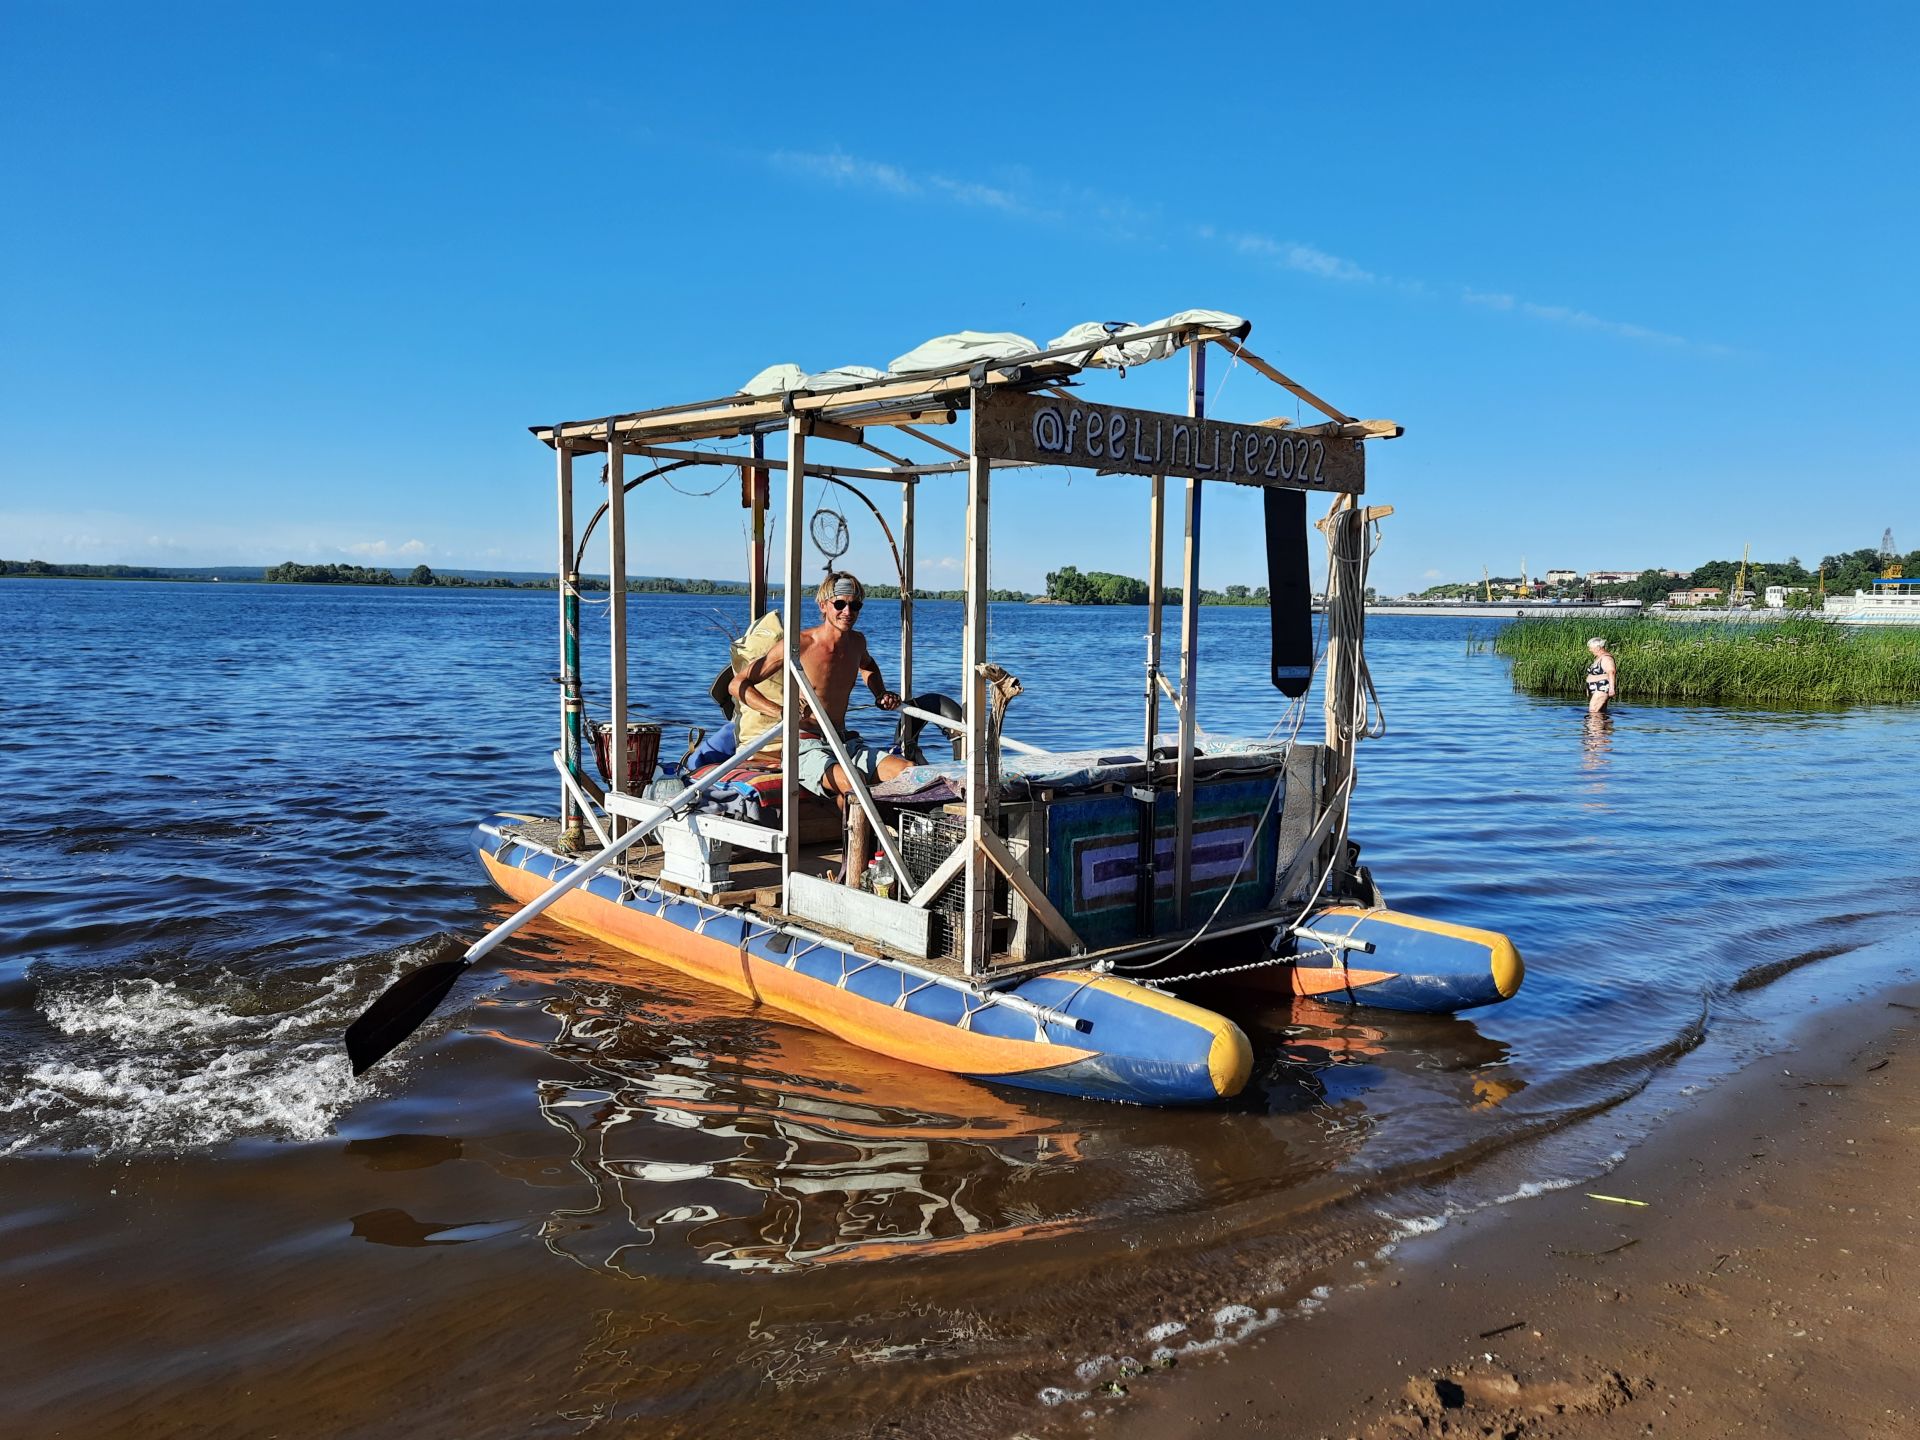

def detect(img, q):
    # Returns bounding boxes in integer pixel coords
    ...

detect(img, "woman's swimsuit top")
[1587,658,1613,693]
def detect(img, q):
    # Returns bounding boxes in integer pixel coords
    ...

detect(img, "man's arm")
[858,642,900,710]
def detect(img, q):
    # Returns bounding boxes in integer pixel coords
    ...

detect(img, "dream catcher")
[809,489,850,575]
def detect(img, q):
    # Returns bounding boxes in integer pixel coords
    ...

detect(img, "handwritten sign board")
[973,388,1364,493]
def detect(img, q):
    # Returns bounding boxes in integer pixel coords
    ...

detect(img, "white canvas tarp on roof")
[737,311,1248,397]
[1046,321,1169,369]
[1048,310,1249,368]
[736,363,808,396]
[802,364,886,390]
[886,330,1038,377]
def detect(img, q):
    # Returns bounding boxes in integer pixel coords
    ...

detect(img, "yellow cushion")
[730,611,784,758]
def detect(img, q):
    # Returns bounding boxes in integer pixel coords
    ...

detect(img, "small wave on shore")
[0,939,455,1154]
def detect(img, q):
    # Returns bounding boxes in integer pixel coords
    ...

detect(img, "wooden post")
[747,431,769,618]
[845,801,873,888]
[606,430,629,836]
[1144,471,1166,758]
[898,476,916,746]
[781,416,807,890]
[1173,343,1206,923]
[556,442,583,851]
[1138,468,1168,933]
[1322,497,1360,834]
[961,394,995,976]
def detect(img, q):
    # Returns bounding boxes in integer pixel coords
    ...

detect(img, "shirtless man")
[730,571,913,799]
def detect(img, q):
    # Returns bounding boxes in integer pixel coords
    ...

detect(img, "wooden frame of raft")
[539,318,1402,979]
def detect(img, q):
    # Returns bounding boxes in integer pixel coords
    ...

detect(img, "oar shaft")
[464,724,780,967]
[892,701,1045,757]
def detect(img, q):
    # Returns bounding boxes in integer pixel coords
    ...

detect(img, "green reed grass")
[1491,616,1920,705]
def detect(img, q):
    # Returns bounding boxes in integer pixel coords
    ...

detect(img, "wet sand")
[1106,980,1920,1440]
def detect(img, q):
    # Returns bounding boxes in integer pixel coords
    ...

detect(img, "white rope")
[1143,944,1336,988]
[1206,341,1245,411]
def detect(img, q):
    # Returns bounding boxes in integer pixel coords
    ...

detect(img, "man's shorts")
[795,731,885,798]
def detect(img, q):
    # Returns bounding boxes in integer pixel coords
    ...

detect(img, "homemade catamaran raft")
[349,310,1523,1104]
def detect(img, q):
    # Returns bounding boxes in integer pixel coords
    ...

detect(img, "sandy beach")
[1105,979,1920,1440]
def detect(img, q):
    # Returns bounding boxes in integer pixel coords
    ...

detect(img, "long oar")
[344,724,780,1075]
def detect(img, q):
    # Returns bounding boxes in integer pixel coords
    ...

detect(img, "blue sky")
[2,3,1913,595]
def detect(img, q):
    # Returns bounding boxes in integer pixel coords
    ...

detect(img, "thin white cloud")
[770,149,1031,215]
[347,538,429,559]
[929,175,1021,211]
[1219,229,1376,284]
[771,148,920,196]
[771,151,1728,355]
[1461,287,1716,350]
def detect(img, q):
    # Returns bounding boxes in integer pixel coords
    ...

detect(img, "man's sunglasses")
[830,598,862,613]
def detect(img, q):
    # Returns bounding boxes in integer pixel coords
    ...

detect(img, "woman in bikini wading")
[1585,635,1619,715]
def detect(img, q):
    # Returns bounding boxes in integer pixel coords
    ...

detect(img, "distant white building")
[1764,584,1788,608]
[1587,570,1642,586]
[1544,569,1580,586]
[1667,587,1723,606]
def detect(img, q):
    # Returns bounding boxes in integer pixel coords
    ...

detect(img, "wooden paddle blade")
[344,960,469,1076]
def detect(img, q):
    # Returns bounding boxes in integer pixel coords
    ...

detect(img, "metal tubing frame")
[896,702,1042,756]
[533,323,1377,968]
[780,416,807,889]
[1172,343,1205,922]
[898,477,915,738]
[783,655,911,887]
[1144,470,1166,760]
[551,750,611,848]
[960,390,995,976]
[556,442,584,850]
[606,430,629,835]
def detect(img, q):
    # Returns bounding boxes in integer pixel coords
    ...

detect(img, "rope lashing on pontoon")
[1139,943,1341,988]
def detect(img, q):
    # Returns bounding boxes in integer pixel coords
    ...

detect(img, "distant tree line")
[1042,565,1294,606]
[3,558,197,580]
[861,582,1031,602]
[263,562,523,588]
[627,576,747,594]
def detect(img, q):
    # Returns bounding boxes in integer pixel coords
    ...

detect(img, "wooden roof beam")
[1203,335,1353,425]
[618,442,937,485]
[893,423,967,460]
[1263,417,1404,440]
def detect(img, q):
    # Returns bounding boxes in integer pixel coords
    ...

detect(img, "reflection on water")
[459,967,1533,1286]
[526,981,1088,1276]
[1581,710,1615,774]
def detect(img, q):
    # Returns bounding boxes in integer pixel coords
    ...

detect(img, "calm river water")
[4,581,1917,1438]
